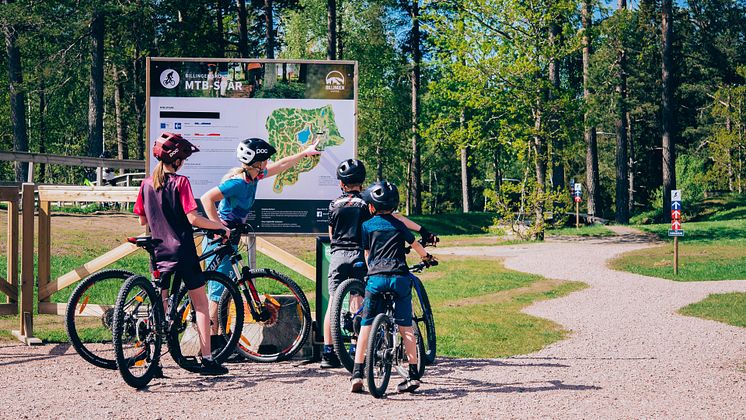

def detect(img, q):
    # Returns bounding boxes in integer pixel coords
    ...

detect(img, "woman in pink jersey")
[133,132,231,375]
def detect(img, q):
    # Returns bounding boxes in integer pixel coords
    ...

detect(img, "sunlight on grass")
[679,292,746,328]
[547,224,614,237]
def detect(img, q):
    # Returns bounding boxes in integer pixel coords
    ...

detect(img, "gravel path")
[2,232,745,418]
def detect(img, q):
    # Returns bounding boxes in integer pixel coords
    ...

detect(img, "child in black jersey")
[321,160,436,369]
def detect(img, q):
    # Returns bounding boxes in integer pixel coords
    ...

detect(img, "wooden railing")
[0,186,19,316]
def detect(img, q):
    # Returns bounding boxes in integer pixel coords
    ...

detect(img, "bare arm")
[200,187,225,224]
[186,210,230,238]
[393,213,421,232]
[138,215,148,226]
[266,138,321,178]
[411,240,429,259]
[328,226,333,240]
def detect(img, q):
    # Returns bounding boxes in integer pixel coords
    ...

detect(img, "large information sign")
[146,58,357,234]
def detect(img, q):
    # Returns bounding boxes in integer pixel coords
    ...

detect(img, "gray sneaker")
[397,379,421,393]
[350,377,364,393]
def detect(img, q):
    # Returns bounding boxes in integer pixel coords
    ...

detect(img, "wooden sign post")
[573,183,582,228]
[668,190,683,275]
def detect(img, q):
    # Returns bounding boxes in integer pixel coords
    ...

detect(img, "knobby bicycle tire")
[412,275,436,365]
[65,269,135,369]
[330,278,366,372]
[112,275,164,389]
[219,268,311,362]
[366,313,394,399]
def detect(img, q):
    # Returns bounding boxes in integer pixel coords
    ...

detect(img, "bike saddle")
[127,236,163,249]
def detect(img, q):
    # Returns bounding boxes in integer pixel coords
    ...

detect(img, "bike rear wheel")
[330,278,366,372]
[219,268,311,362]
[112,275,163,389]
[366,314,393,399]
[65,269,134,369]
[169,271,244,370]
[411,275,436,365]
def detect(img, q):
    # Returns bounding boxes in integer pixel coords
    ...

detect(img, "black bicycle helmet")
[336,159,366,184]
[362,180,399,212]
[236,138,277,165]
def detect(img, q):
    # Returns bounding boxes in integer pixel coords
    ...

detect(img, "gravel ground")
[2,231,745,418]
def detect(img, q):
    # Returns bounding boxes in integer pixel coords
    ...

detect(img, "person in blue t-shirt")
[349,180,436,394]
[200,137,320,347]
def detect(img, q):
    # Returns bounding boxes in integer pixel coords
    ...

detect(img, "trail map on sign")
[266,105,344,193]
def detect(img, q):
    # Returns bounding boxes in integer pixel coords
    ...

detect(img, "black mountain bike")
[67,224,311,368]
[112,232,244,389]
[365,261,435,398]
[331,242,437,372]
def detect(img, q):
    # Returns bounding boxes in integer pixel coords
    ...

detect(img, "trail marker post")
[573,183,582,228]
[668,190,683,275]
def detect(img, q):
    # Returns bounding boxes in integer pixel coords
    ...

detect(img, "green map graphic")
[266,105,345,193]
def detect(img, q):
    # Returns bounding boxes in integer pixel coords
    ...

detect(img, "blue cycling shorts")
[360,274,413,327]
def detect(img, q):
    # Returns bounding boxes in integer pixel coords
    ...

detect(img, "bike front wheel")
[169,271,244,370]
[65,269,134,369]
[330,278,366,372]
[112,275,163,389]
[411,275,436,365]
[220,268,311,362]
[366,314,394,399]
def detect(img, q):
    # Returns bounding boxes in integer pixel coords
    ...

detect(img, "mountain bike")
[331,241,437,372]
[67,224,312,368]
[365,261,435,398]
[213,223,312,362]
[111,232,244,389]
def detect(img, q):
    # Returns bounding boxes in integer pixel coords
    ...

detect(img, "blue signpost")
[668,190,682,274]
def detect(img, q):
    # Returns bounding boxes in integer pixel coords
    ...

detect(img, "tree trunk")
[327,0,337,60]
[582,0,601,217]
[628,114,635,214]
[236,0,249,58]
[614,0,630,223]
[661,0,676,213]
[533,105,546,240]
[494,145,502,194]
[216,0,225,57]
[88,8,105,158]
[337,0,343,59]
[409,0,422,215]
[549,21,564,191]
[39,80,46,182]
[376,141,383,180]
[3,3,29,182]
[264,0,275,59]
[113,65,128,165]
[461,146,470,213]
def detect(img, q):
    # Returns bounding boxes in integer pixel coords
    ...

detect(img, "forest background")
[0,0,744,239]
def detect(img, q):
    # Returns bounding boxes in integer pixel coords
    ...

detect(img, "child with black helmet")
[321,160,436,369]
[134,132,232,376]
[200,136,321,349]
[348,180,436,393]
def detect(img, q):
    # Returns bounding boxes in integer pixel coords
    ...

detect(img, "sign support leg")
[673,236,679,275]
[575,202,579,228]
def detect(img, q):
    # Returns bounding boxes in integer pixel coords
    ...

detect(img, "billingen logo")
[160,69,180,89]
[325,71,345,92]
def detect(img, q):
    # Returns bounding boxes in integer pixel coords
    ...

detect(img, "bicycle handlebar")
[409,259,439,273]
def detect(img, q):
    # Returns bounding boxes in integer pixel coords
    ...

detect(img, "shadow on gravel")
[408,358,600,401]
[0,343,76,367]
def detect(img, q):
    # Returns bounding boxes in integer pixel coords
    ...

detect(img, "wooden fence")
[0,186,19,316]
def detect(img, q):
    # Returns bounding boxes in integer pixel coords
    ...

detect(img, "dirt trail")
[1,229,745,418]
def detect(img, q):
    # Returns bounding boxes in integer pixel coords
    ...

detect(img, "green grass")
[435,282,586,358]
[679,292,746,328]
[415,256,587,358]
[547,224,614,237]
[610,219,746,281]
[409,212,497,235]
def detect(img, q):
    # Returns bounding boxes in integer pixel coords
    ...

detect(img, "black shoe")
[397,378,421,393]
[225,352,246,363]
[200,358,229,376]
[320,352,341,369]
